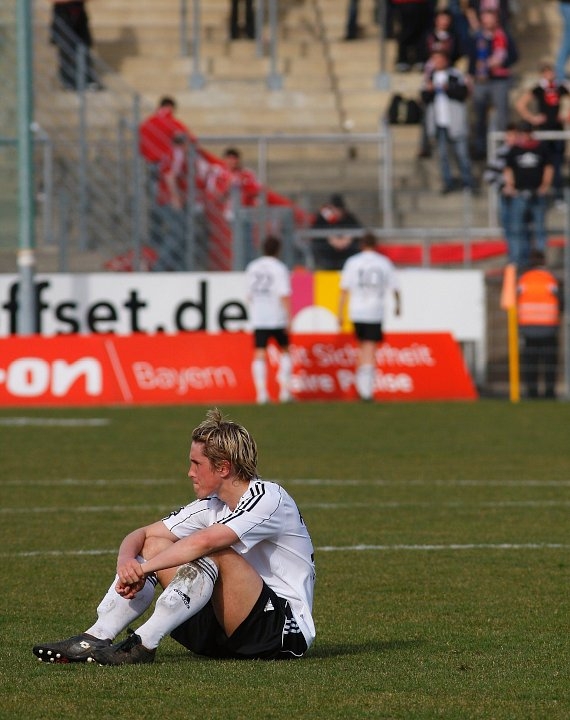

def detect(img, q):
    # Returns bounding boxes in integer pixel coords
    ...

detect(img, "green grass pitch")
[1,400,569,720]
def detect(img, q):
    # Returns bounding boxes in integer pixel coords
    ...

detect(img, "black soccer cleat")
[90,632,156,665]
[33,633,112,663]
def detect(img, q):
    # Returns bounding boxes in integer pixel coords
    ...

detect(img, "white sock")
[85,564,158,641]
[136,558,218,650]
[251,358,268,402]
[278,353,292,401]
[356,364,375,400]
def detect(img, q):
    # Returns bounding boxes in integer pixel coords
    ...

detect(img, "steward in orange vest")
[516,250,561,399]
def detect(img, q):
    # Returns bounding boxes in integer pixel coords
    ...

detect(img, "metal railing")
[179,0,283,90]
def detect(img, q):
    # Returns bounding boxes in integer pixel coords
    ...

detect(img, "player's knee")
[141,535,175,561]
[158,560,218,609]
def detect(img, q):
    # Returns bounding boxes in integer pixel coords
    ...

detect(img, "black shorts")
[254,328,289,350]
[170,582,308,660]
[353,322,383,342]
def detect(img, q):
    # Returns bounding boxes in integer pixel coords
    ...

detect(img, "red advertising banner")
[0,332,476,406]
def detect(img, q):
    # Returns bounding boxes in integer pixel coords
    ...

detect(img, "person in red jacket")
[517,249,562,399]
[139,98,196,267]
[206,148,261,264]
[139,97,194,165]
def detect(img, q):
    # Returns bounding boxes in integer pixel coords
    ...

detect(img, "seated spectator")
[311,194,361,270]
[515,61,570,206]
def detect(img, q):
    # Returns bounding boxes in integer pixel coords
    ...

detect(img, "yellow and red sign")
[0,331,476,406]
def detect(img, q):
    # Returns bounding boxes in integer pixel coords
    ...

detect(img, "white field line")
[0,417,110,427]
[4,477,570,488]
[2,478,180,487]
[2,543,570,560]
[2,500,570,515]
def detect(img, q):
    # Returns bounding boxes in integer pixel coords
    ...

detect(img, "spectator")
[230,0,255,40]
[446,0,471,58]
[50,0,101,90]
[421,50,475,194]
[337,232,402,402]
[418,9,463,158]
[517,249,562,399]
[245,235,292,405]
[310,194,361,270]
[139,97,196,264]
[391,0,432,72]
[465,0,511,32]
[425,9,462,64]
[515,61,570,206]
[482,122,521,263]
[555,0,570,82]
[154,133,189,271]
[139,97,194,166]
[345,1,384,40]
[503,121,554,269]
[467,9,514,160]
[207,148,261,263]
[345,0,361,40]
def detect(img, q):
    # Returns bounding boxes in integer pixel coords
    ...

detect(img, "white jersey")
[340,249,400,323]
[162,479,316,647]
[245,255,290,329]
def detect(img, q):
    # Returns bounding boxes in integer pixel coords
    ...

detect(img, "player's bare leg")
[356,340,377,400]
[209,548,264,635]
[251,347,269,404]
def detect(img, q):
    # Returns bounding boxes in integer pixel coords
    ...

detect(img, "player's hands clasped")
[115,558,147,598]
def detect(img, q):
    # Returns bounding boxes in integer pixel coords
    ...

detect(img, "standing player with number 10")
[338,232,402,401]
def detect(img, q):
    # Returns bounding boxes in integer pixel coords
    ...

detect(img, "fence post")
[186,142,198,270]
[463,188,473,268]
[255,0,265,57]
[16,0,36,334]
[381,122,393,230]
[131,94,143,271]
[58,188,70,272]
[180,0,189,56]
[40,129,55,246]
[563,187,570,400]
[375,0,391,90]
[231,185,245,270]
[267,0,283,90]
[77,43,89,251]
[189,0,206,89]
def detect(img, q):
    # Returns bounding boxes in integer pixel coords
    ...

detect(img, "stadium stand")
[0,0,566,273]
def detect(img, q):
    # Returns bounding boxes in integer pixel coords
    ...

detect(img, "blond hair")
[191,408,258,482]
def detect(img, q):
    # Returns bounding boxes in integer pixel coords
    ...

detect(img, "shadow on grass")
[308,638,424,658]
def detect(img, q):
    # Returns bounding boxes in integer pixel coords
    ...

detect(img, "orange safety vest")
[517,269,560,326]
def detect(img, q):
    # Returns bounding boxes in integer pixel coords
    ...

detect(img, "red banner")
[0,332,476,406]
